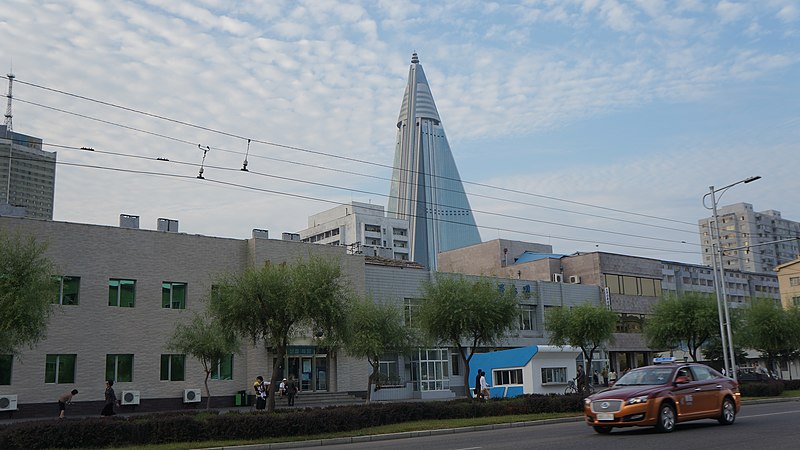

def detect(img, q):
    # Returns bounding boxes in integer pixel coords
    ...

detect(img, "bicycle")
[564,379,595,395]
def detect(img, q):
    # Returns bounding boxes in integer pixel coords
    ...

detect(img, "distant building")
[387,53,481,269]
[298,201,411,260]
[699,202,800,273]
[0,125,56,219]
[775,257,800,309]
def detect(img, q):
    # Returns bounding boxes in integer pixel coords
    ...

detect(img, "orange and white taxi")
[584,360,740,433]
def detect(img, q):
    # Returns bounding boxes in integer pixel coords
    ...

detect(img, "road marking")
[741,409,800,419]
[454,447,483,450]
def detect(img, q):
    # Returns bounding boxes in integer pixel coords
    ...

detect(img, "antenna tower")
[4,72,13,133]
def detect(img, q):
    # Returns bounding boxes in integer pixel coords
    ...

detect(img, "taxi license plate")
[597,413,614,421]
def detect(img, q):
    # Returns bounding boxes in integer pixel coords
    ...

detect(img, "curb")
[196,397,800,450]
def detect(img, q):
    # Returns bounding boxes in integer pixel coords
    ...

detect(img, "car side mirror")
[674,376,689,384]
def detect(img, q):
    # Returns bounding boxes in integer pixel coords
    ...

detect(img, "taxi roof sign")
[653,357,676,364]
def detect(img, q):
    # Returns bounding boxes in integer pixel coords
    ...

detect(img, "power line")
[38,142,700,247]
[9,144,702,256]
[13,93,699,236]
[7,75,699,228]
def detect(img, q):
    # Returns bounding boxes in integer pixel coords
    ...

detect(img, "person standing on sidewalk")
[286,375,298,406]
[58,389,78,419]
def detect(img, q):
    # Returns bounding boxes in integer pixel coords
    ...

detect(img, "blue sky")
[1,0,798,264]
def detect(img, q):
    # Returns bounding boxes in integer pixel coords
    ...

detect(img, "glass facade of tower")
[387,54,481,269]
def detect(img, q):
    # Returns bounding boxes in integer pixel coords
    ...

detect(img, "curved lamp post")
[703,176,761,381]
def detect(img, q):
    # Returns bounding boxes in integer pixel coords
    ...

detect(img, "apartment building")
[0,125,56,220]
[699,202,800,273]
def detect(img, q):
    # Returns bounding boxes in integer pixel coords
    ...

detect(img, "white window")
[494,368,523,385]
[541,367,567,384]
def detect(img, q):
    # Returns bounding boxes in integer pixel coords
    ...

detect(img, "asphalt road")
[279,400,800,450]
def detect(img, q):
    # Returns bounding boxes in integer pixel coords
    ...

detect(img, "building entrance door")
[283,348,328,392]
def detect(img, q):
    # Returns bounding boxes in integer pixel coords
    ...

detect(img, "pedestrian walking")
[101,380,117,416]
[58,389,78,419]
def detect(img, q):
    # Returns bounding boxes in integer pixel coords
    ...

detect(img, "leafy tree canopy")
[169,312,241,409]
[417,275,518,397]
[0,231,56,354]
[344,296,416,402]
[208,255,352,411]
[643,292,719,361]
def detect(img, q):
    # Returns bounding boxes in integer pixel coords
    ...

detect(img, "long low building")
[0,215,603,417]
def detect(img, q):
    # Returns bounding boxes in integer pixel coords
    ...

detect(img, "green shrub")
[0,395,583,449]
[739,380,784,397]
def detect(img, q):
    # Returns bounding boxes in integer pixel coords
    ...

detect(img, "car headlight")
[625,395,649,405]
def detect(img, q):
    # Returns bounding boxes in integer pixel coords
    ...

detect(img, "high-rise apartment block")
[0,125,56,219]
[387,53,481,269]
[699,202,800,273]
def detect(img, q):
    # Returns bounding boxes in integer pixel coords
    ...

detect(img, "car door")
[672,366,703,418]
[689,365,724,415]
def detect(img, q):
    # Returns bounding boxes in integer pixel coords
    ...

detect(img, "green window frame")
[0,354,12,385]
[160,354,185,381]
[162,282,187,309]
[53,275,80,305]
[109,279,136,307]
[106,354,134,382]
[211,354,234,380]
[45,354,77,384]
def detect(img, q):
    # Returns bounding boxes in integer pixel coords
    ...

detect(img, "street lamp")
[703,176,761,381]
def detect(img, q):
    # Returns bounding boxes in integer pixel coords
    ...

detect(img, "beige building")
[775,257,800,309]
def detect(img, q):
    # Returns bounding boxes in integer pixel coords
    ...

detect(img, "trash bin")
[235,390,249,406]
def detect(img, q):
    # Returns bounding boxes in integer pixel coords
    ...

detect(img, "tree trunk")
[268,344,287,412]
[459,346,473,399]
[366,359,379,404]
[204,369,212,410]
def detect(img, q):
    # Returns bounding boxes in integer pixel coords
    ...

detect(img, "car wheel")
[593,426,612,434]
[718,397,736,425]
[655,403,676,433]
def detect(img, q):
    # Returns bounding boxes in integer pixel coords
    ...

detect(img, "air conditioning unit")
[183,388,201,403]
[0,394,18,411]
[121,390,140,405]
[569,275,581,284]
[553,273,564,283]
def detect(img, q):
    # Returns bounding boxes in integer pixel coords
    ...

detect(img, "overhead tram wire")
[44,156,701,256]
[14,94,699,237]
[21,93,695,235]
[9,75,698,228]
[34,141,701,250]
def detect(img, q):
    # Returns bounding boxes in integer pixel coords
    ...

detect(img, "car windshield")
[614,367,674,386]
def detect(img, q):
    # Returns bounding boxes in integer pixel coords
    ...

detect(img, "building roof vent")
[282,232,300,241]
[119,214,140,229]
[157,218,179,232]
[252,229,269,239]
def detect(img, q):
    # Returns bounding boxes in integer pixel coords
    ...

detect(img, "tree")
[209,256,352,411]
[740,299,798,376]
[545,303,617,389]
[0,230,56,355]
[344,297,416,403]
[417,275,518,399]
[168,313,241,409]
[643,293,719,361]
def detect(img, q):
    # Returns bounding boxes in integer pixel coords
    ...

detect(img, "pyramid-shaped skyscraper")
[388,53,481,270]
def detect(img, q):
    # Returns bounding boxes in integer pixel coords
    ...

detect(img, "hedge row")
[0,394,584,449]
